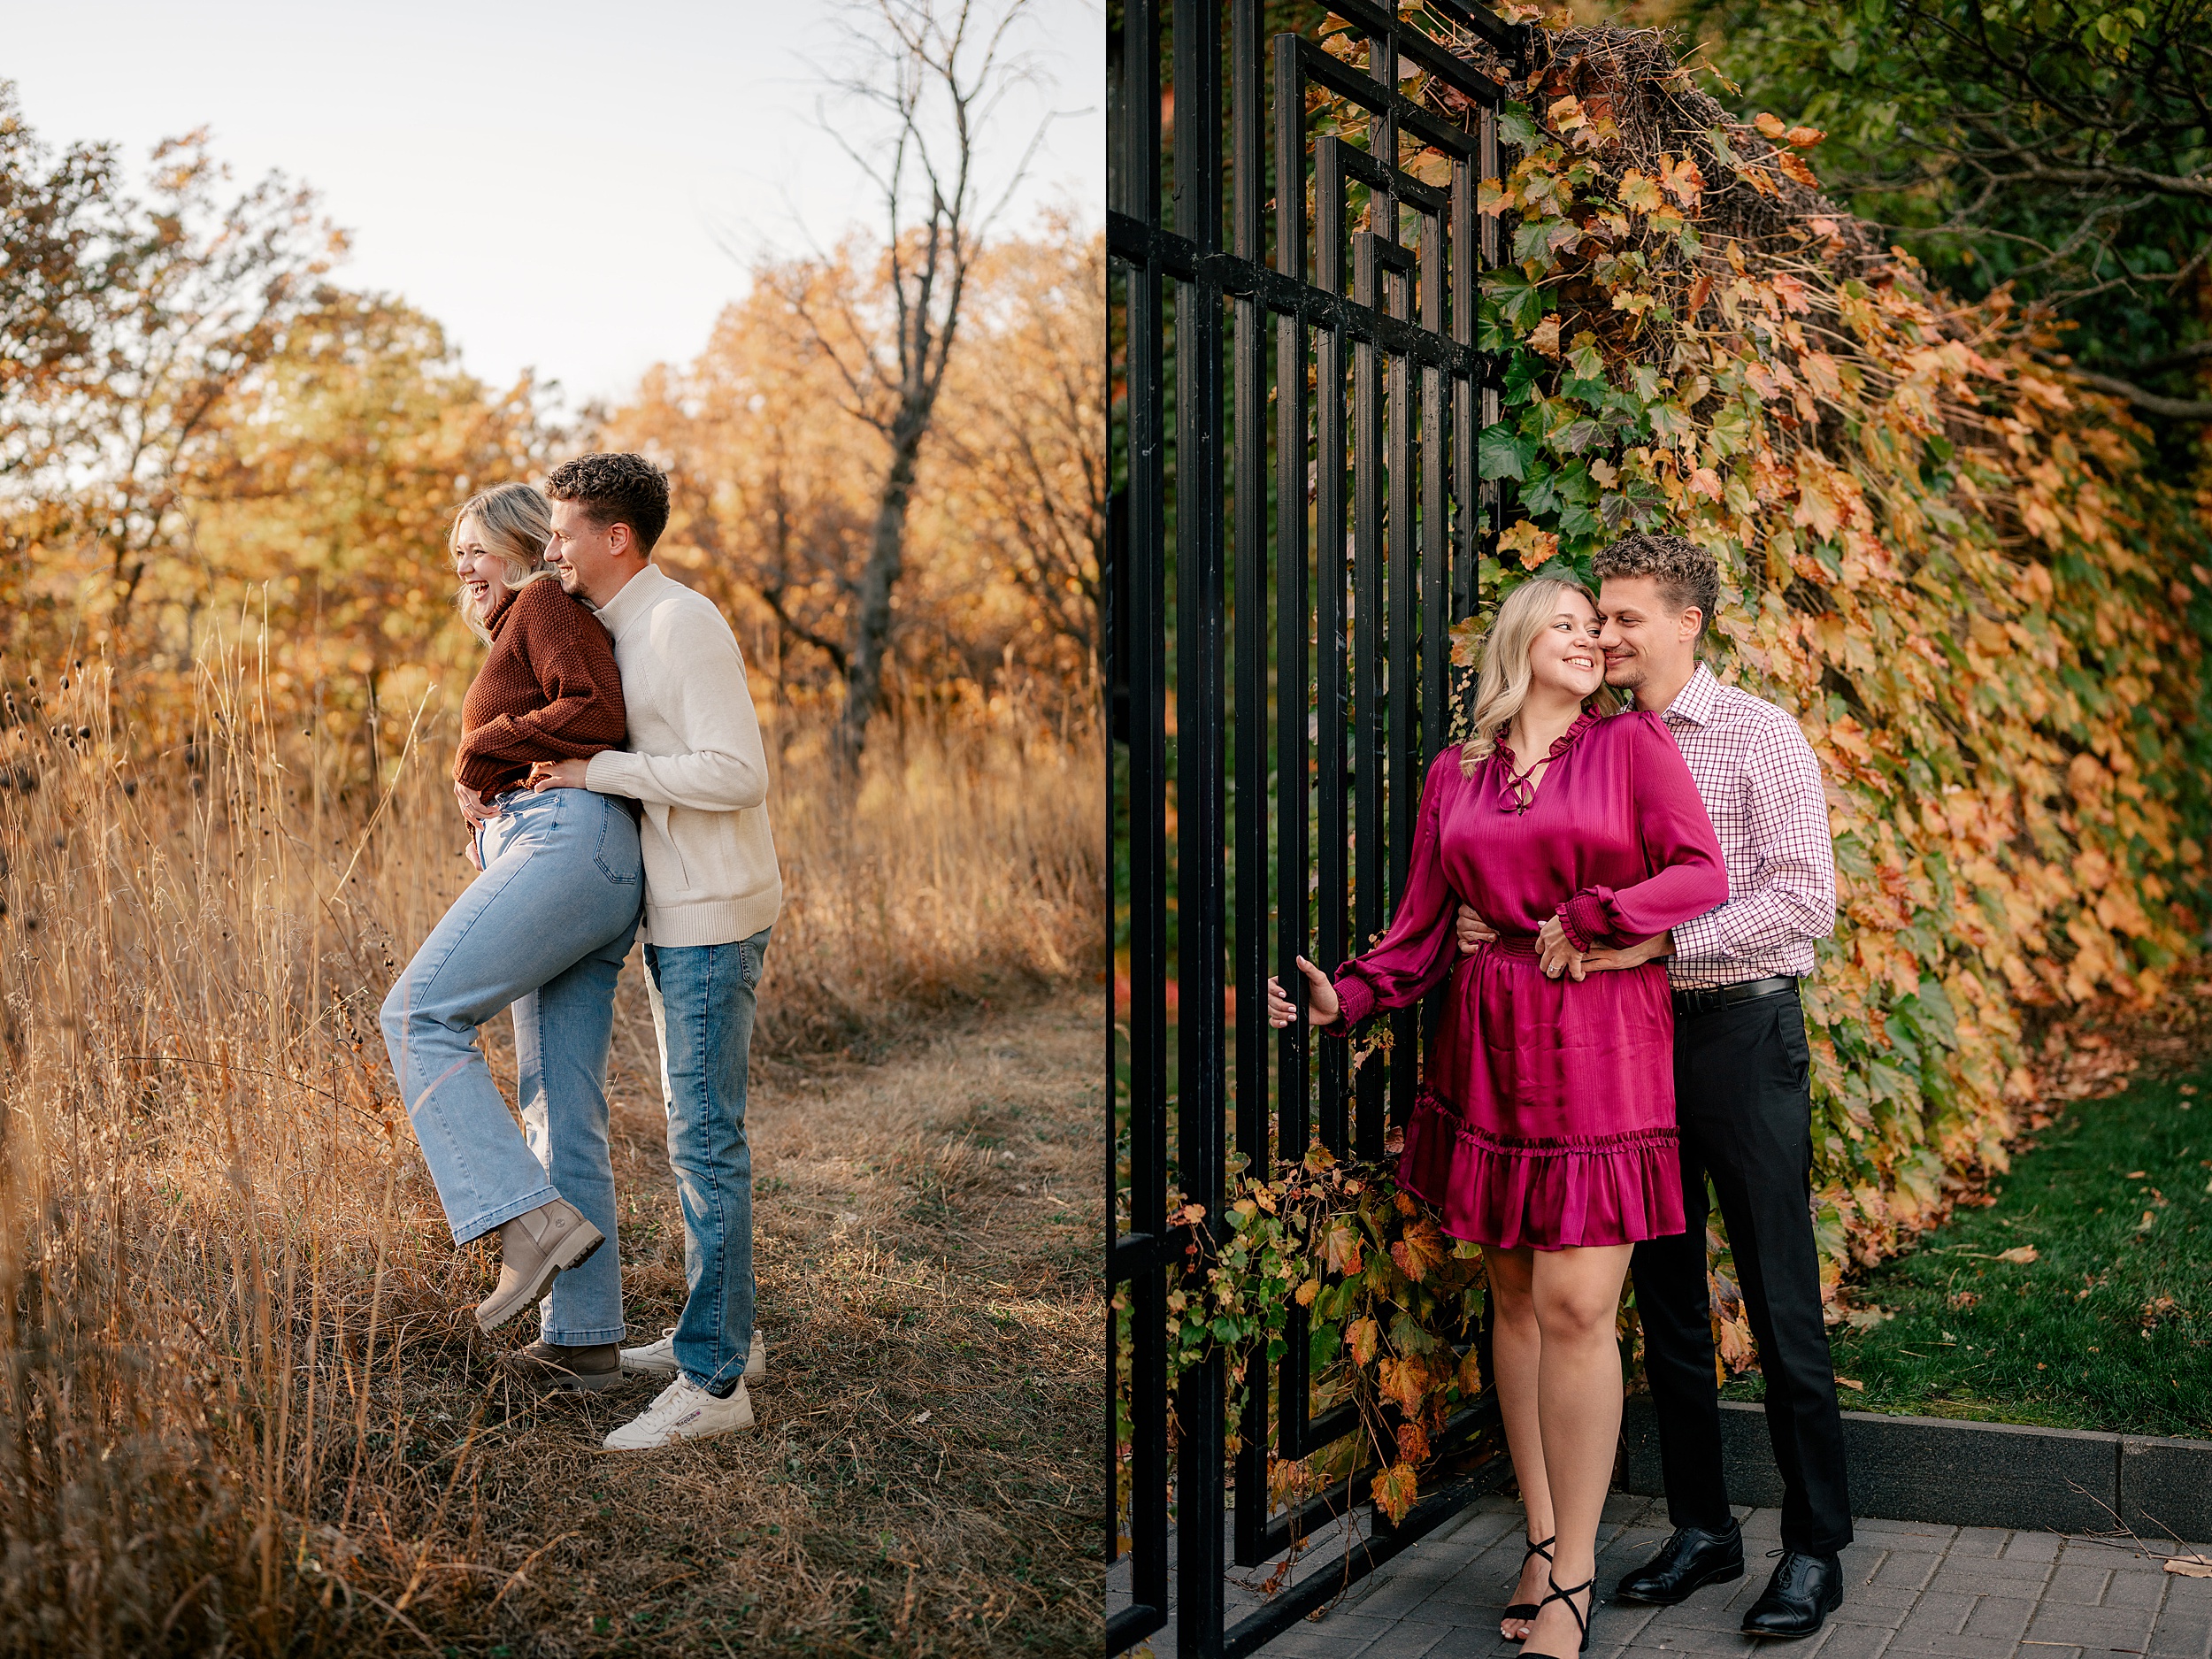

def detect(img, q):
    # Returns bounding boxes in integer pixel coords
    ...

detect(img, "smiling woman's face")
[452,518,510,609]
[1526,589,1605,699]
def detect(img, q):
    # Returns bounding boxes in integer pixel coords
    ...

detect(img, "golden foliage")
[603,224,1106,711]
[1465,30,2212,1279]
[0,644,1101,1650]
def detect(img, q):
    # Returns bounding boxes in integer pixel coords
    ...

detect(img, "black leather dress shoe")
[1741,1550,1844,1638]
[1615,1521,1745,1606]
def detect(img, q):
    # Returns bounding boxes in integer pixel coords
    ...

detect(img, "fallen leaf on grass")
[1995,1245,2039,1263]
[1836,1377,1864,1391]
[2126,1170,2147,1179]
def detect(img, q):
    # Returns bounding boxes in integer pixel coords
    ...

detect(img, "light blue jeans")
[380,786,642,1344]
[644,931,770,1396]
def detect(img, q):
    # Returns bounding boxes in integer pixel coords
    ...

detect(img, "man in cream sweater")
[530,451,781,1449]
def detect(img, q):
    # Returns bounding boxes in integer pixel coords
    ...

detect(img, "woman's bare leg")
[1523,1242,1635,1658]
[1487,1245,1555,1640]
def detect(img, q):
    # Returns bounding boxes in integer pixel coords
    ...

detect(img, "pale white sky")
[5,1,1103,409]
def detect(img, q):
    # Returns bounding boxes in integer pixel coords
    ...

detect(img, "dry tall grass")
[0,641,1102,1656]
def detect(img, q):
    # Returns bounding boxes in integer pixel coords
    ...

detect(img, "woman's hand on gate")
[1265,956,1341,1028]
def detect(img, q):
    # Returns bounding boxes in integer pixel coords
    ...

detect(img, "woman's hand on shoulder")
[1265,957,1341,1027]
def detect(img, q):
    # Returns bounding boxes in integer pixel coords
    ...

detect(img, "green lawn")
[1722,1066,2212,1440]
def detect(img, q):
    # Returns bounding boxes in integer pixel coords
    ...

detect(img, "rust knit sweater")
[453,577,626,796]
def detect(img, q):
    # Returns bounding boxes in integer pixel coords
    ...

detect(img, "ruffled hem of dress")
[1394,1091,1684,1251]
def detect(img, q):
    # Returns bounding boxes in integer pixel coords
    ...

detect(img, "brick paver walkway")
[1253,1494,2212,1659]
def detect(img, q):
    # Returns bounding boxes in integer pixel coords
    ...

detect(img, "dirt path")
[449,987,1104,1656]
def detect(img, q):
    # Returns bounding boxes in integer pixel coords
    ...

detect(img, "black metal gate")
[1107,3,1532,1654]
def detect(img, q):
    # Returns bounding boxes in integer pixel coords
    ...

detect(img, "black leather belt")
[1672,976,1798,1018]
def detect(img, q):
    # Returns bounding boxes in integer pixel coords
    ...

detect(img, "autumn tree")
[2,89,548,788]
[798,0,1056,768]
[939,223,1106,678]
[606,226,1103,722]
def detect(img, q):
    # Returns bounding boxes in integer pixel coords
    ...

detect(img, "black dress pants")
[1630,987,1853,1554]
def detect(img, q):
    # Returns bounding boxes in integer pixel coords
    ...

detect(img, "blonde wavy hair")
[450,483,557,642]
[1456,576,1620,774]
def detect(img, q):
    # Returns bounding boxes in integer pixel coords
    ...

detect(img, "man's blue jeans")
[380,786,642,1344]
[643,931,770,1395]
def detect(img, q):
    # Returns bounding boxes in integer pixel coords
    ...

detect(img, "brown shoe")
[501,1339,622,1392]
[475,1198,604,1333]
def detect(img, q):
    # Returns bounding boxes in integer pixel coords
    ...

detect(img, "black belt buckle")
[1672,976,1797,1018]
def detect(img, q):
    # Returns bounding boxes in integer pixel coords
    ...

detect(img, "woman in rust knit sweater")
[380,482,645,1359]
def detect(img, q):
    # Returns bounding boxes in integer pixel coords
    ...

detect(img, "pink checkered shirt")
[1659,664,1837,989]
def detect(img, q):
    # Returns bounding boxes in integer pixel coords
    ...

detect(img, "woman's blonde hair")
[1456,575,1619,774]
[450,482,556,641]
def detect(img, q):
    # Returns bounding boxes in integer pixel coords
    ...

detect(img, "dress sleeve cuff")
[1325,974,1375,1034]
[1558,888,1618,953]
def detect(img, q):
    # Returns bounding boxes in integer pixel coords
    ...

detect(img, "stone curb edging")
[1617,1395,2212,1540]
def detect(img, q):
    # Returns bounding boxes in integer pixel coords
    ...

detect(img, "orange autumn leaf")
[1372,1460,1421,1525]
[1323,1218,1363,1276]
[1348,1316,1380,1367]
[1375,1355,1432,1414]
[1389,1216,1449,1284]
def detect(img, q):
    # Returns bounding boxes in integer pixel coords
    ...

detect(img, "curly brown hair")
[544,452,670,555]
[1590,533,1720,639]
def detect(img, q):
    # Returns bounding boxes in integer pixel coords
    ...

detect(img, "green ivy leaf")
[1497,103,1540,149]
[1479,420,1531,481]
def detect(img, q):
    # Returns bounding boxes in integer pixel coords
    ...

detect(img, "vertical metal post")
[1228,0,1273,1572]
[1270,27,1316,1467]
[1114,0,1171,1647]
[1313,135,1349,1163]
[1172,2,1228,1652]
[1349,226,1385,1162]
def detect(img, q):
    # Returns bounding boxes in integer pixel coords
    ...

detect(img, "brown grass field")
[0,649,1105,1657]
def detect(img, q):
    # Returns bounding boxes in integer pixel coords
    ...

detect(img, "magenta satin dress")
[1330,709,1729,1250]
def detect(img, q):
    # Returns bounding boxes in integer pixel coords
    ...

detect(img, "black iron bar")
[1271,30,1319,1481]
[1320,0,1509,108]
[1229,0,1273,1573]
[1107,213,1479,375]
[1286,37,1487,161]
[1313,135,1350,1166]
[1171,2,1229,1652]
[1422,204,1452,744]
[1350,226,1389,1164]
[1115,0,1171,1644]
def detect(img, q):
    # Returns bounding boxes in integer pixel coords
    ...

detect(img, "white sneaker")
[618,1327,766,1381]
[602,1376,754,1451]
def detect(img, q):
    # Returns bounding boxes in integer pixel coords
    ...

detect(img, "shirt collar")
[1662,662,1721,727]
[588,561,670,637]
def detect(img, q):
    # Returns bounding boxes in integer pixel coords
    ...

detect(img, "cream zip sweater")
[582,565,782,947]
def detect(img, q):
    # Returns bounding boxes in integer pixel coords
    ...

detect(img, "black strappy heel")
[1524,1572,1594,1658]
[1501,1534,1556,1640]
